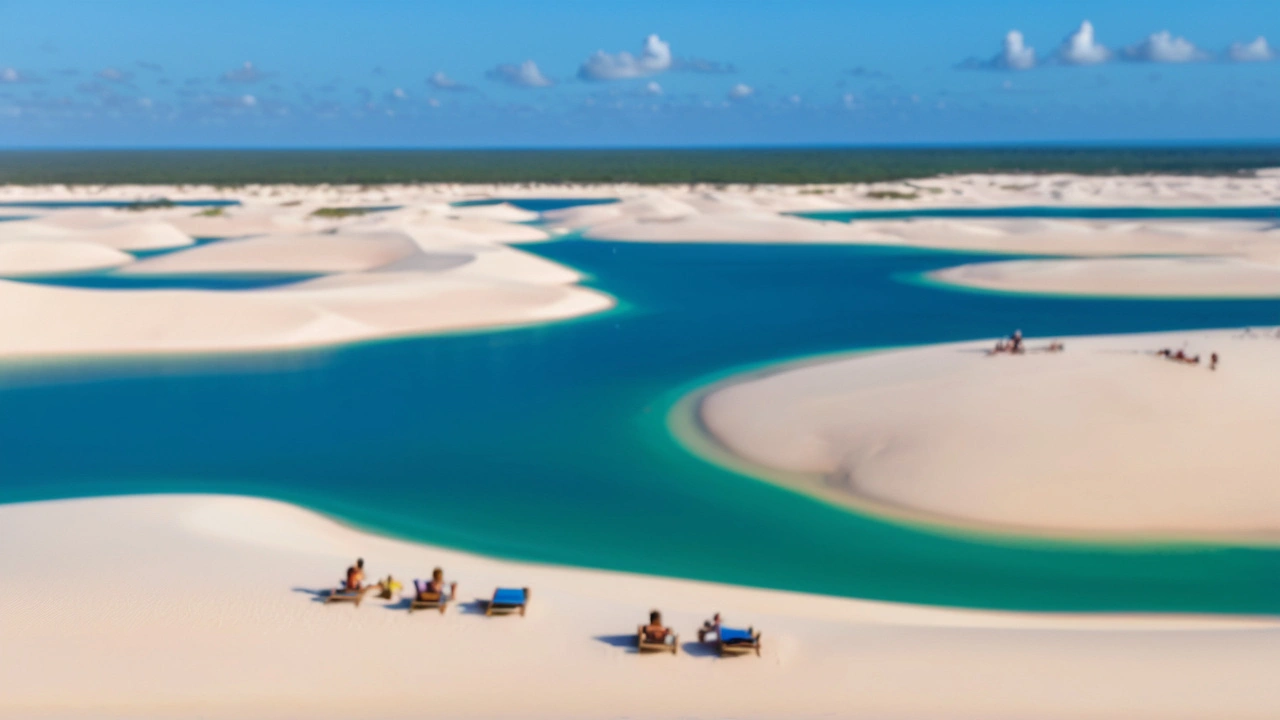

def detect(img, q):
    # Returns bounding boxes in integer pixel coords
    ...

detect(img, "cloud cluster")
[997,30,1036,70]
[728,83,754,100]
[959,30,1035,70]
[964,20,1272,70]
[1228,37,1274,62]
[1123,31,1206,63]
[578,34,672,81]
[486,60,552,88]
[1056,20,1109,65]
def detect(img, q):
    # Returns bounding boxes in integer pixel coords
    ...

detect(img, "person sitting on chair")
[642,610,675,646]
[414,567,455,603]
[344,558,367,592]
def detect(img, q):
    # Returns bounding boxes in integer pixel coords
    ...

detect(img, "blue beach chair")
[486,587,530,616]
[716,626,761,657]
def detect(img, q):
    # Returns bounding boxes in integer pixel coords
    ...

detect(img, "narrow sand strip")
[698,328,1280,539]
[3,494,1280,720]
[930,256,1280,298]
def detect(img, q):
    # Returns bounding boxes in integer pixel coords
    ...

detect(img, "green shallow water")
[3,239,1280,613]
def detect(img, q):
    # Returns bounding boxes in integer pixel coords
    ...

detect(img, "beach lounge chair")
[409,581,458,615]
[324,586,369,607]
[485,587,530,616]
[716,626,761,657]
[637,625,679,655]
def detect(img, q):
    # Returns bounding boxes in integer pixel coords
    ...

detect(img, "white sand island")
[697,328,1280,539]
[3,494,1280,720]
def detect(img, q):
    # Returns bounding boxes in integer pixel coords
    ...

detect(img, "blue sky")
[0,0,1277,147]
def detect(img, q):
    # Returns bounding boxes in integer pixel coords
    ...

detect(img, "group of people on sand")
[1156,348,1219,370]
[340,559,755,654]
[990,329,1064,355]
[342,557,454,603]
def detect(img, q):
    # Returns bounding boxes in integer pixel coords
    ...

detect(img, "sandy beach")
[4,494,1280,720]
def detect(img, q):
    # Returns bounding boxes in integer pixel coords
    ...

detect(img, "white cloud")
[1123,31,1207,63]
[643,81,663,96]
[428,71,469,91]
[578,34,672,80]
[728,83,754,100]
[392,87,407,99]
[427,97,441,108]
[1,67,29,83]
[1057,20,1109,65]
[960,30,1035,70]
[241,94,257,107]
[997,30,1036,70]
[1228,36,1275,62]
[221,61,265,83]
[486,60,553,88]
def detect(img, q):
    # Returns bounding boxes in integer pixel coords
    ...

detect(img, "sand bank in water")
[930,256,1280,297]
[3,494,1280,719]
[699,328,1280,539]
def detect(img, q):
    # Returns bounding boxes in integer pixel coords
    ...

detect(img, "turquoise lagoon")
[3,235,1280,613]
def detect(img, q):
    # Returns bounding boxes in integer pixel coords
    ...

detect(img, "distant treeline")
[1,147,1278,185]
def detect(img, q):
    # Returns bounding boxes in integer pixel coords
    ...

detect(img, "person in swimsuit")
[414,567,455,603]
[345,558,366,592]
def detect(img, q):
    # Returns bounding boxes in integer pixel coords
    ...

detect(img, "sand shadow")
[292,587,336,604]
[381,597,413,612]
[681,641,721,658]
[458,599,490,615]
[594,634,639,652]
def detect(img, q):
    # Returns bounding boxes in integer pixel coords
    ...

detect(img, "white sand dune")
[3,494,1280,720]
[6,215,195,251]
[699,328,1280,538]
[0,193,606,359]
[0,267,611,358]
[0,239,132,278]
[119,231,424,277]
[931,256,1280,297]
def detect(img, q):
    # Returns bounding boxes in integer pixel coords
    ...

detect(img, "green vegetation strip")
[0,147,1278,185]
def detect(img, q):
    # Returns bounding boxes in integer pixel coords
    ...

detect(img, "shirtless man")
[643,610,673,644]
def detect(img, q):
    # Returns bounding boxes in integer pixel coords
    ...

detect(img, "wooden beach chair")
[485,587,530,616]
[409,582,458,615]
[716,626,761,657]
[324,586,369,607]
[637,625,679,655]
